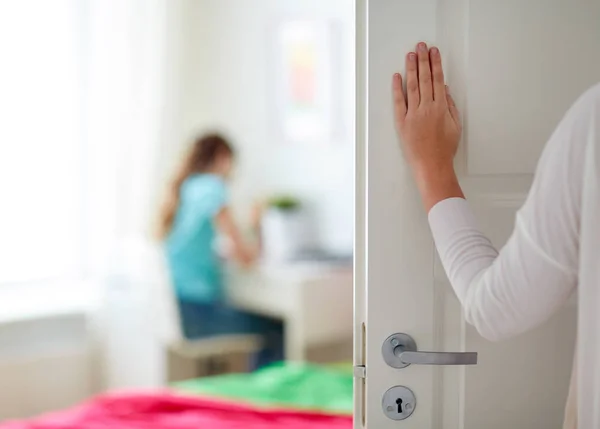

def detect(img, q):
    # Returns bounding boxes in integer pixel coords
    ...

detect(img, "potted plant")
[268,195,301,212]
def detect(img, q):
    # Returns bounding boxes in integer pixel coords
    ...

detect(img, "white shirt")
[428,83,600,428]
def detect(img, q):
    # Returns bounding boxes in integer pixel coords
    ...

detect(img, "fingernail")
[430,47,439,56]
[445,85,450,93]
[408,52,416,60]
[418,42,427,52]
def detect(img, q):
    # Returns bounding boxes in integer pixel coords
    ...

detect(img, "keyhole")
[396,398,403,414]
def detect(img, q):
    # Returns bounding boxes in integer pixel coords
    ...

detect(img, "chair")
[142,240,264,380]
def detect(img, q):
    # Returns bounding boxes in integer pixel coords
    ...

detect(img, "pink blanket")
[1,391,352,429]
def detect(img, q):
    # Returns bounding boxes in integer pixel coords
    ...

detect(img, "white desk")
[225,263,353,361]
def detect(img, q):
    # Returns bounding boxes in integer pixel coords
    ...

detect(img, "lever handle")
[382,333,478,369]
[395,349,477,365]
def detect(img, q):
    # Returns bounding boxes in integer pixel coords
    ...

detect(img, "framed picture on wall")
[272,20,341,145]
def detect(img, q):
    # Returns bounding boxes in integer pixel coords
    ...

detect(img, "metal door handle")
[395,349,477,365]
[382,333,478,369]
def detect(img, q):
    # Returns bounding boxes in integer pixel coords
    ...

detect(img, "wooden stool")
[166,334,264,381]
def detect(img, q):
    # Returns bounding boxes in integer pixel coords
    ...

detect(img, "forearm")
[253,224,262,255]
[413,162,464,212]
[429,199,576,341]
[216,207,259,266]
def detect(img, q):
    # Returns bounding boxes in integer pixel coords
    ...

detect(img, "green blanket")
[172,362,353,415]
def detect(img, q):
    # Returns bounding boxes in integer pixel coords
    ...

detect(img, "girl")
[158,133,283,369]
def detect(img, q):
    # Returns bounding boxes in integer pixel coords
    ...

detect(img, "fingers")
[429,47,446,102]
[405,52,419,108]
[392,73,407,124]
[416,42,433,103]
[403,43,446,110]
[446,86,460,124]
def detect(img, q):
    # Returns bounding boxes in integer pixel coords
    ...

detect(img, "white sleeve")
[429,198,576,341]
[428,87,594,341]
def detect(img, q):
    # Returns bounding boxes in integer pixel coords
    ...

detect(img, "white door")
[354,0,600,428]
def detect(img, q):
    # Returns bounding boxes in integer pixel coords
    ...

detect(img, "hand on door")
[392,42,464,212]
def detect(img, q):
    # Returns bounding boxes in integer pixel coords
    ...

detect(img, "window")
[0,1,84,284]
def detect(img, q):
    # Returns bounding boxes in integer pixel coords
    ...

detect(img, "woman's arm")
[393,42,591,341]
[215,207,259,267]
[428,197,578,341]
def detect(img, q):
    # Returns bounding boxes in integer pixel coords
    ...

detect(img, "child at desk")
[157,133,283,369]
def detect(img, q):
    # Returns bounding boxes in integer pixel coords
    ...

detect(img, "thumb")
[445,86,460,125]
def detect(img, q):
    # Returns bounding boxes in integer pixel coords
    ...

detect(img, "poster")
[275,21,338,144]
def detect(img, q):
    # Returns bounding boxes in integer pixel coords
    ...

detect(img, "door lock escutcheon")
[382,333,478,369]
[382,385,417,420]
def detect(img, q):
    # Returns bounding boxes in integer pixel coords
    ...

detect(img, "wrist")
[413,162,464,212]
[413,160,455,182]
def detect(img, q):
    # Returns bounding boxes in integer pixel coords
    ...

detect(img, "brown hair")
[157,133,234,239]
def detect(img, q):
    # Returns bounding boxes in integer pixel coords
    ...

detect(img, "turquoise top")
[165,174,228,303]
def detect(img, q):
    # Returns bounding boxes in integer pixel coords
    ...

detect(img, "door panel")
[356,0,597,427]
[465,0,600,175]
[463,310,576,428]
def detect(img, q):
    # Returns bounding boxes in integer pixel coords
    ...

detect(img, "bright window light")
[0,1,83,284]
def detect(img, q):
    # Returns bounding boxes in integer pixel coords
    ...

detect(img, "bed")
[0,362,353,429]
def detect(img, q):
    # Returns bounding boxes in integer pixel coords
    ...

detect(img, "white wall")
[172,0,355,253]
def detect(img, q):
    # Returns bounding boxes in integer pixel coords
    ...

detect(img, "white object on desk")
[225,262,353,361]
[261,209,313,263]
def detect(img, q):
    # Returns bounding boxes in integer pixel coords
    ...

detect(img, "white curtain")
[84,0,180,389]
[85,0,169,275]
[0,1,83,286]
[0,0,179,389]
